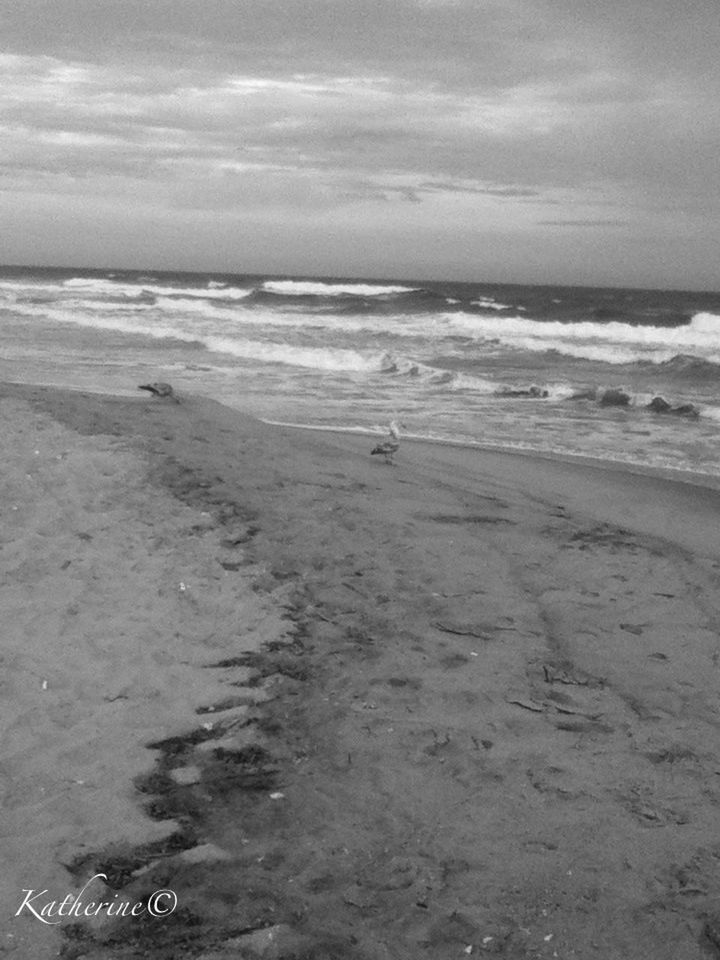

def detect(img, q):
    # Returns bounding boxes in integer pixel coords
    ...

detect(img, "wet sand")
[2,381,720,960]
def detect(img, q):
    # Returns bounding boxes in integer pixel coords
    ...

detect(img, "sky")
[0,0,718,289]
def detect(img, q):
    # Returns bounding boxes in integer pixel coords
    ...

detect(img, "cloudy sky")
[1,0,718,288]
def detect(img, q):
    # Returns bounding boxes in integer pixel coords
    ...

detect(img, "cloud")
[419,181,541,198]
[2,41,718,242]
[1,53,568,205]
[0,0,719,285]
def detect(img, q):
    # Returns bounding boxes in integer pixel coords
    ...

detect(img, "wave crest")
[61,277,253,301]
[261,280,420,297]
[440,310,720,364]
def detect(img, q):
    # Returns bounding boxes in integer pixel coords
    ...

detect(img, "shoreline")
[261,416,720,493]
[3,380,720,959]
[5,377,720,494]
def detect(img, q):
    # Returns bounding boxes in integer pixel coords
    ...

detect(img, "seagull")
[138,382,180,403]
[371,420,404,465]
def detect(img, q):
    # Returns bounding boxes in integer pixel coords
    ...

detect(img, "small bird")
[138,382,180,403]
[371,420,404,465]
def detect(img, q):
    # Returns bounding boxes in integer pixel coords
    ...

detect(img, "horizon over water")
[3,262,720,479]
[4,261,720,295]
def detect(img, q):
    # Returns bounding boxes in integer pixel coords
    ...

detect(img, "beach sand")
[2,381,720,960]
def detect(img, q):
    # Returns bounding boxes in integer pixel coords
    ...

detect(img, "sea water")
[2,265,720,477]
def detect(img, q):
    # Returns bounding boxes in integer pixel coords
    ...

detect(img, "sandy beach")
[2,380,720,960]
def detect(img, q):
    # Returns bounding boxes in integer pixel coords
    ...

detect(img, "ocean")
[2,264,720,478]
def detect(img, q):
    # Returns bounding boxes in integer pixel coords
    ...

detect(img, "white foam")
[180,285,253,301]
[10,301,200,343]
[471,298,512,310]
[153,299,430,338]
[0,279,64,299]
[154,297,233,319]
[0,280,42,291]
[701,404,720,423]
[439,311,720,364]
[262,280,419,297]
[450,372,501,393]
[62,277,253,301]
[387,356,446,378]
[71,298,157,313]
[543,383,577,401]
[25,278,720,367]
[9,301,392,372]
[204,337,382,371]
[149,298,441,339]
[512,339,663,365]
[63,277,133,291]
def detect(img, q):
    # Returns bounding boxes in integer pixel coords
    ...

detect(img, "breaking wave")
[61,277,253,301]
[653,354,720,378]
[440,311,720,364]
[261,280,420,297]
[8,302,387,371]
[470,297,512,311]
[203,338,382,371]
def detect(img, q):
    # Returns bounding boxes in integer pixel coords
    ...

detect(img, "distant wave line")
[261,280,421,297]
